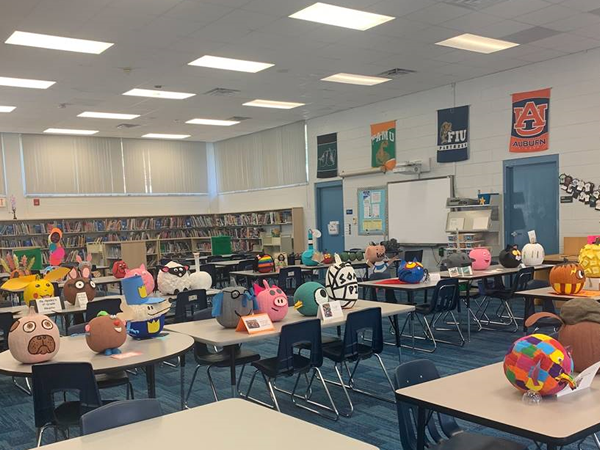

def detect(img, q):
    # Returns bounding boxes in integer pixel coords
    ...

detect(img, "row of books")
[0,222,60,236]
[160,241,192,256]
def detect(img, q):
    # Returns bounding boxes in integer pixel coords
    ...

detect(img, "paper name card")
[35,297,63,314]
[556,361,600,398]
[111,351,142,360]
[429,272,441,283]
[528,230,537,244]
[75,292,89,308]
[459,266,473,276]
[448,267,460,277]
[236,313,275,335]
[318,301,343,322]
[189,294,197,301]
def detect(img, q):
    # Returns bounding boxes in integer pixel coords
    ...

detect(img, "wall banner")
[510,88,551,153]
[370,121,396,172]
[437,105,469,163]
[316,133,338,179]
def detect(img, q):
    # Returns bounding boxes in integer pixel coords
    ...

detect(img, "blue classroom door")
[503,155,559,254]
[315,181,345,254]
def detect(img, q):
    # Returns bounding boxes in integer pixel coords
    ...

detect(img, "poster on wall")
[437,105,469,163]
[510,88,550,153]
[370,121,396,172]
[316,133,338,179]
[357,187,387,235]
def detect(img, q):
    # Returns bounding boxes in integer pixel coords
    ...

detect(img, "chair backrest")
[32,362,102,428]
[510,267,534,295]
[430,278,459,313]
[207,256,226,263]
[236,259,255,271]
[199,264,217,281]
[277,267,303,294]
[85,298,122,322]
[80,399,163,435]
[174,289,207,323]
[0,312,14,351]
[404,250,424,263]
[276,319,323,373]
[338,308,384,359]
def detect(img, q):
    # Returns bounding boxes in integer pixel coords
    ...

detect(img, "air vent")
[116,123,141,129]
[227,116,251,122]
[443,0,508,10]
[377,68,417,78]
[203,87,241,96]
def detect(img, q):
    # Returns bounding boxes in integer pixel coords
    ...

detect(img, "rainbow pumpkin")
[549,262,586,295]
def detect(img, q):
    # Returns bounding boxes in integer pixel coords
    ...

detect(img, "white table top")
[515,287,600,301]
[396,362,600,443]
[440,264,553,280]
[165,299,414,347]
[40,398,377,450]
[0,332,194,377]
[359,280,440,291]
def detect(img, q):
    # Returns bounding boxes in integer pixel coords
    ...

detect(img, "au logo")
[513,100,548,138]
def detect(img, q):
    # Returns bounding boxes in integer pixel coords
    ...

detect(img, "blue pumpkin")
[397,260,426,284]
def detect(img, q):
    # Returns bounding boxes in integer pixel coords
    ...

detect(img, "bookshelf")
[0,208,304,267]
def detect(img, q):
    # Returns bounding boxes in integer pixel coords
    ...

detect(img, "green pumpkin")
[340,252,350,262]
[355,251,364,261]
[293,282,329,316]
[348,252,357,261]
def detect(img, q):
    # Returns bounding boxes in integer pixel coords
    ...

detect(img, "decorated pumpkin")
[469,248,491,271]
[340,252,350,262]
[24,279,54,306]
[441,252,472,270]
[301,229,322,266]
[549,262,586,295]
[8,308,60,364]
[579,243,600,278]
[499,245,521,268]
[325,254,358,308]
[322,252,334,265]
[365,243,386,265]
[397,260,426,284]
[62,267,96,306]
[112,260,128,278]
[157,261,191,295]
[503,334,575,396]
[121,275,170,339]
[124,264,155,294]
[274,253,288,271]
[253,280,288,322]
[355,251,364,261]
[1,267,69,307]
[48,227,65,267]
[257,254,275,273]
[212,286,255,328]
[189,270,212,290]
[293,282,328,317]
[85,311,127,355]
[522,242,545,267]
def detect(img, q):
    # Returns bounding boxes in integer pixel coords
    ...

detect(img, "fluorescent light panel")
[243,99,304,110]
[0,76,55,89]
[436,33,519,54]
[322,73,391,86]
[289,2,394,31]
[78,111,140,120]
[123,88,195,100]
[44,128,98,135]
[186,118,240,126]
[0,106,16,113]
[188,55,273,73]
[142,133,190,140]
[6,31,113,54]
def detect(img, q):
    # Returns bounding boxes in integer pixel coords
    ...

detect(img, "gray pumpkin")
[440,252,473,270]
[211,286,254,328]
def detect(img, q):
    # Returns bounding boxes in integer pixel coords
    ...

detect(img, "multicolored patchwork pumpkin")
[257,254,275,273]
[549,262,586,295]
[579,243,600,278]
[503,334,575,396]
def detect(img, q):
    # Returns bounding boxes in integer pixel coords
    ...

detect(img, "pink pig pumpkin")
[469,248,492,271]
[253,280,289,322]
[124,264,155,294]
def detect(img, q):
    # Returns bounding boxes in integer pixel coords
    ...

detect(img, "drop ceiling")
[0,0,599,142]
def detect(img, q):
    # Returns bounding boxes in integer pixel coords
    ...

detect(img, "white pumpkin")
[522,242,545,266]
[325,254,358,309]
[189,270,212,290]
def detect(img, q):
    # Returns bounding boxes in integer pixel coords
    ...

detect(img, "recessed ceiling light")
[185,118,240,126]
[123,88,195,100]
[0,106,16,113]
[6,31,114,54]
[188,55,274,73]
[44,128,98,135]
[142,133,191,140]
[78,111,140,120]
[289,2,394,31]
[243,99,305,110]
[0,76,55,89]
[436,33,519,54]
[321,73,391,86]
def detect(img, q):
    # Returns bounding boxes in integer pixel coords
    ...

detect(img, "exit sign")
[33,198,40,206]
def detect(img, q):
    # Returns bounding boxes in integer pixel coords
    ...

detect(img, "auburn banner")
[370,120,396,172]
[437,105,469,163]
[510,88,550,153]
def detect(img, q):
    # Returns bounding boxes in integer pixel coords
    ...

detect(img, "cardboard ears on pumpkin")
[0,267,70,291]
[211,292,258,318]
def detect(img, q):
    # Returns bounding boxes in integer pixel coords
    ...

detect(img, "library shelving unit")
[0,207,304,267]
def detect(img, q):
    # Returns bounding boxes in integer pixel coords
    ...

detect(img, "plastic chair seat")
[95,371,130,389]
[322,341,374,363]
[195,348,260,368]
[415,303,432,314]
[430,431,527,450]
[54,400,113,428]
[251,354,311,378]
[296,335,340,351]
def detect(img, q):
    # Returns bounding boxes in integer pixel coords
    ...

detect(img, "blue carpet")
[0,290,596,449]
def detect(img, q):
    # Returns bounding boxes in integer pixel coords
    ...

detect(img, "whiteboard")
[388,177,453,244]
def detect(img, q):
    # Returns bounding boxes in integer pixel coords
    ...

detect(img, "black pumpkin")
[499,244,522,268]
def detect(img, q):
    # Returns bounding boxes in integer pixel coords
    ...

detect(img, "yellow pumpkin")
[578,244,600,278]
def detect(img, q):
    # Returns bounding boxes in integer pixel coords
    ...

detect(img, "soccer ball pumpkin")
[522,242,545,267]
[549,262,586,295]
[579,243,600,278]
[325,254,358,308]
[503,334,575,396]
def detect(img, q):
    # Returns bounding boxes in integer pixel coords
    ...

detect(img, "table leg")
[416,406,426,450]
[146,364,156,398]
[119,283,123,294]
[393,314,401,363]
[546,444,557,450]
[229,345,237,398]
[180,353,186,410]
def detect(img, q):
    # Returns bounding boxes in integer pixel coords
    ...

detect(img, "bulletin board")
[358,187,387,235]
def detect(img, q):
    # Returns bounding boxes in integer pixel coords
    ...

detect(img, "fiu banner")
[437,105,469,163]
[370,120,396,172]
[316,133,338,179]
[510,88,550,153]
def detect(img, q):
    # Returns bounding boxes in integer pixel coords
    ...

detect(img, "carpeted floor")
[0,289,596,450]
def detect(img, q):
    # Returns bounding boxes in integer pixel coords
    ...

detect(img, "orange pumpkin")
[549,262,586,295]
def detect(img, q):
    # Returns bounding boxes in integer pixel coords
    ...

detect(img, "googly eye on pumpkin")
[276,289,283,294]
[316,288,328,305]
[75,280,85,290]
[23,321,36,333]
[41,319,54,330]
[90,280,96,289]
[577,270,585,279]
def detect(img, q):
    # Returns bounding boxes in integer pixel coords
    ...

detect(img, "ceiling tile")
[481,0,552,19]
[516,4,579,26]
[501,26,561,44]
[404,3,472,24]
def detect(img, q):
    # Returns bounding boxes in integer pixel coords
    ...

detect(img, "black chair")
[166,289,207,324]
[185,306,260,407]
[277,267,303,295]
[234,259,256,286]
[244,319,339,420]
[0,312,14,351]
[32,362,110,446]
[199,264,217,284]
[404,250,423,263]
[80,399,163,435]
[401,279,463,353]
[321,308,394,417]
[475,267,534,332]
[394,360,527,450]
[207,255,226,263]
